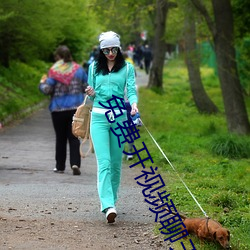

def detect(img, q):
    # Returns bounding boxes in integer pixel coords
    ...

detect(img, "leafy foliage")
[0,0,99,66]
[91,0,156,46]
[232,0,250,39]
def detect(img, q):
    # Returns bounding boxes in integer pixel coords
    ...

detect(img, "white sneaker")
[105,207,117,223]
[53,168,64,173]
[127,155,133,161]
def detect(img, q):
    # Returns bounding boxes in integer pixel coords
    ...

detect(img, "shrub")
[210,135,250,158]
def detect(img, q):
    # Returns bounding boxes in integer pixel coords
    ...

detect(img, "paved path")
[0,68,149,222]
[0,71,173,249]
[135,69,149,88]
[0,102,151,223]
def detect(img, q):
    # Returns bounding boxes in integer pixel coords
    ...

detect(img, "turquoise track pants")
[90,111,127,212]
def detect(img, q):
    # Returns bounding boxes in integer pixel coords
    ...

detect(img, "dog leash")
[139,118,209,218]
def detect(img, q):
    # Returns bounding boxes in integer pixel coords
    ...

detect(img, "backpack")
[72,95,93,158]
[72,61,97,158]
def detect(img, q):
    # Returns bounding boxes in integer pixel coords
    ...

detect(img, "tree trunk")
[191,0,250,134]
[212,0,250,134]
[184,4,218,114]
[147,0,169,89]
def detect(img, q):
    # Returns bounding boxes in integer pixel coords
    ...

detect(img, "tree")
[0,0,58,66]
[148,0,177,89]
[91,0,156,48]
[191,0,250,134]
[184,1,218,114]
[0,0,98,66]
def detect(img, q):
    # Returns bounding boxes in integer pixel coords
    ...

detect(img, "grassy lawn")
[133,58,250,249]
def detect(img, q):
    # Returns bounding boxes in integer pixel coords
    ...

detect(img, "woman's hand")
[40,74,47,83]
[131,103,138,116]
[85,86,96,97]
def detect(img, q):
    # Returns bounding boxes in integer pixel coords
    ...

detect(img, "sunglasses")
[102,47,119,55]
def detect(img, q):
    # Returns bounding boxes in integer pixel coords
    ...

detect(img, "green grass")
[0,60,50,123]
[1,57,249,249]
[134,58,250,249]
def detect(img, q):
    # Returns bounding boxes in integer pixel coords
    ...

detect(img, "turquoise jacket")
[87,62,138,109]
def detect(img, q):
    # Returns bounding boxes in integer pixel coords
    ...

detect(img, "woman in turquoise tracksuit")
[86,31,138,223]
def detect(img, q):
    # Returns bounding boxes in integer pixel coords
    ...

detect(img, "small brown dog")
[182,217,231,249]
[165,208,231,249]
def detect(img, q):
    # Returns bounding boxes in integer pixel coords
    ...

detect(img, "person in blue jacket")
[86,31,138,223]
[39,45,88,175]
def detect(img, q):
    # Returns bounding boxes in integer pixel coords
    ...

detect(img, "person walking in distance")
[85,31,138,223]
[39,45,88,175]
[143,44,153,74]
